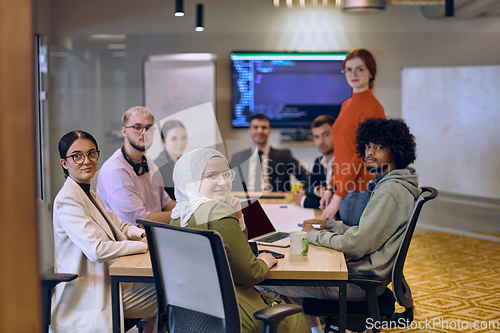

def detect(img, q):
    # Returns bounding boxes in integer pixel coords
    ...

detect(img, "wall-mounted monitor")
[230,52,351,128]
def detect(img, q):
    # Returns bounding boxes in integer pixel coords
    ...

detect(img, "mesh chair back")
[141,220,241,333]
[391,187,438,308]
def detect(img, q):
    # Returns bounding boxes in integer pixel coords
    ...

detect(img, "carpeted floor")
[387,232,500,332]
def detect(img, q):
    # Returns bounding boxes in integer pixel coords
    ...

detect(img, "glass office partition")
[47,34,144,203]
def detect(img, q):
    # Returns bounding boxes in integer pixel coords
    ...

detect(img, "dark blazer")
[229,147,309,192]
[153,150,176,200]
[302,156,328,209]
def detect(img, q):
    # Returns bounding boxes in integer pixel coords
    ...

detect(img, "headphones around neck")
[121,146,149,176]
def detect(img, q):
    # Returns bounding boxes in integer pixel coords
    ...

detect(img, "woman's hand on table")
[320,194,342,219]
[301,218,328,232]
[257,252,278,269]
[319,189,333,208]
[140,236,149,250]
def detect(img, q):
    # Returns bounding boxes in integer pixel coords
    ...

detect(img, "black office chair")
[302,187,438,333]
[37,198,78,333]
[140,219,303,333]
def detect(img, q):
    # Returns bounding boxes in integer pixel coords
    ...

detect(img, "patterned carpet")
[386,232,500,333]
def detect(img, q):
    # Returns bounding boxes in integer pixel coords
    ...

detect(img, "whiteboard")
[144,54,220,159]
[402,65,500,199]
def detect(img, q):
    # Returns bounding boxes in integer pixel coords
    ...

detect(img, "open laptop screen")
[242,200,275,239]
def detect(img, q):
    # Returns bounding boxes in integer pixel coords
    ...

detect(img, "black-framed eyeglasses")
[201,170,236,184]
[124,124,153,133]
[341,67,366,75]
[66,150,100,164]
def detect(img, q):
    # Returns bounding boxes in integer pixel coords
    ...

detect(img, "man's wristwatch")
[326,188,334,193]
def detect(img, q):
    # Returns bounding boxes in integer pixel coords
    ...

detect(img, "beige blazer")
[50,177,147,333]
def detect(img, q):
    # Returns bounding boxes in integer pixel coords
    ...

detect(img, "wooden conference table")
[109,192,348,333]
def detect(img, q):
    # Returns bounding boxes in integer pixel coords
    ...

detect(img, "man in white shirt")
[294,115,335,209]
[230,114,309,192]
[97,106,176,226]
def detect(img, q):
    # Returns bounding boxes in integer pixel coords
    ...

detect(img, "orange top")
[329,89,385,199]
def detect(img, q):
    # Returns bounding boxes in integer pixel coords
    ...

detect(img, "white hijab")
[171,148,244,229]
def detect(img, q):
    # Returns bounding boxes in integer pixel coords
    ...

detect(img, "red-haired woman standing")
[320,49,385,224]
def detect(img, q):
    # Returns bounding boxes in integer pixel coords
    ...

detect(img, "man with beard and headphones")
[97,106,176,226]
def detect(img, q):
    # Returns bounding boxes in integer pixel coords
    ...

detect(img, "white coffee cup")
[290,231,309,255]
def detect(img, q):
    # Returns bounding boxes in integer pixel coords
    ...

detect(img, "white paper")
[260,204,315,232]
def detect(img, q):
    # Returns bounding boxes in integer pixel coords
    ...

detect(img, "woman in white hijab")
[170,148,309,333]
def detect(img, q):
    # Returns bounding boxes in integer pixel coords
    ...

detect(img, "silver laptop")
[242,199,290,248]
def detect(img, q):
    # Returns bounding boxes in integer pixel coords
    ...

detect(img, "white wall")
[43,0,500,204]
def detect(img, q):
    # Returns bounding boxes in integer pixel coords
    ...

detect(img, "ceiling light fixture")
[107,44,127,49]
[273,0,335,8]
[90,34,126,40]
[195,4,204,31]
[342,0,386,12]
[175,0,184,17]
[445,0,454,16]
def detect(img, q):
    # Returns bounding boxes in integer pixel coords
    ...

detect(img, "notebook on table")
[242,199,290,248]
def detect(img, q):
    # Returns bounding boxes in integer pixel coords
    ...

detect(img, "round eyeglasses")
[66,150,100,164]
[341,67,366,75]
[202,170,236,184]
[124,124,153,133]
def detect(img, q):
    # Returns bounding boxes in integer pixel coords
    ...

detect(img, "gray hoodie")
[308,168,420,280]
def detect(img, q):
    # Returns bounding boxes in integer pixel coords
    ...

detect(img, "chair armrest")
[347,274,386,290]
[254,304,303,330]
[40,273,78,330]
[41,273,78,289]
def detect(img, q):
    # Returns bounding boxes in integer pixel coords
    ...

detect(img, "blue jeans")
[339,190,370,227]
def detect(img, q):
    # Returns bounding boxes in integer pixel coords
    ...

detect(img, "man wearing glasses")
[97,106,176,226]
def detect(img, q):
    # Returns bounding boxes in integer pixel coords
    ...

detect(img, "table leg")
[111,276,121,333]
[338,282,346,333]
[111,276,154,333]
